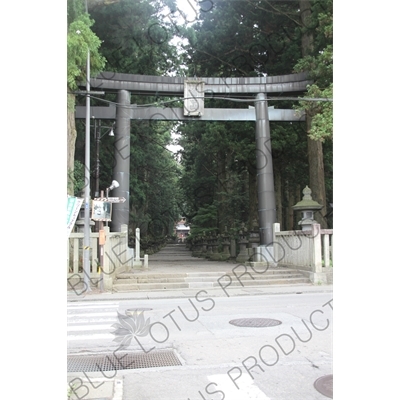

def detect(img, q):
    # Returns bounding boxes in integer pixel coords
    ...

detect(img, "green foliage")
[69,160,86,196]
[297,83,333,141]
[180,0,302,77]
[72,0,183,239]
[71,0,334,235]
[171,0,333,231]
[190,204,218,236]
[174,1,313,231]
[67,0,106,90]
[89,0,182,75]
[294,1,333,141]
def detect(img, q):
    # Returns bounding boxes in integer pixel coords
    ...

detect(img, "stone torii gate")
[76,71,311,257]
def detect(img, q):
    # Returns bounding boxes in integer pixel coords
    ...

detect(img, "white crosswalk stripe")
[67,301,120,342]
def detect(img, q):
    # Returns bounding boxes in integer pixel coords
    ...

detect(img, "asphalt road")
[68,291,333,399]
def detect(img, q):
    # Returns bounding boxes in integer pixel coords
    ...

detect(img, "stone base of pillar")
[309,271,328,285]
[236,251,249,264]
[220,252,230,261]
[253,246,277,267]
[102,275,113,291]
[210,252,222,261]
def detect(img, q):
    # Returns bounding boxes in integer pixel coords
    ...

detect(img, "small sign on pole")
[92,200,112,221]
[99,229,106,245]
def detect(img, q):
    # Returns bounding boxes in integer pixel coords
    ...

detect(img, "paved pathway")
[144,243,236,272]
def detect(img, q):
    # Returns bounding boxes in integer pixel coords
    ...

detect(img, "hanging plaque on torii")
[184,79,205,116]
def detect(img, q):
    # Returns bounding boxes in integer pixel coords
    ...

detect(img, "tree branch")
[191,47,249,76]
[248,0,302,27]
[87,0,120,10]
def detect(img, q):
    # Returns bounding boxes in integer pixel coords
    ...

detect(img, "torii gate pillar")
[255,93,276,248]
[111,90,131,232]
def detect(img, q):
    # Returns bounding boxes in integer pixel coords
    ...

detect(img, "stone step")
[114,272,306,284]
[112,277,310,292]
[116,268,302,280]
[116,272,189,280]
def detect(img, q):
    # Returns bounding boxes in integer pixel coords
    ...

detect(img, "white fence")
[67,224,147,290]
[273,223,333,284]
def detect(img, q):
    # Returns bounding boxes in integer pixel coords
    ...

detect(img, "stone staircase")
[113,269,310,292]
[112,244,310,293]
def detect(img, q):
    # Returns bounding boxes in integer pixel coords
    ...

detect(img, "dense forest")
[67,0,333,242]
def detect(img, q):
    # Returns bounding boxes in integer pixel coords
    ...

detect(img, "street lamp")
[105,180,119,228]
[106,180,120,199]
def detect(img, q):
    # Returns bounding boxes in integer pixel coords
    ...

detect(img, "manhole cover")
[67,350,182,372]
[125,308,153,316]
[229,318,282,327]
[314,374,333,398]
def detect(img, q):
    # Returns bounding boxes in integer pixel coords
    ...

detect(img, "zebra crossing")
[67,301,120,343]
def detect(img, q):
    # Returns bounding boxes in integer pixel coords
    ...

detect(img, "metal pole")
[105,187,109,227]
[95,120,100,198]
[111,90,131,232]
[83,0,91,292]
[98,190,105,292]
[135,228,140,264]
[94,120,100,235]
[255,93,276,246]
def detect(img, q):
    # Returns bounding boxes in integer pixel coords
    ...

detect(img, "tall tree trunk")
[240,169,248,223]
[224,151,235,230]
[300,0,327,228]
[217,150,226,233]
[307,137,327,227]
[286,183,295,231]
[67,89,77,195]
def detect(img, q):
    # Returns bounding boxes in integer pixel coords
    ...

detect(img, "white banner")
[67,196,83,237]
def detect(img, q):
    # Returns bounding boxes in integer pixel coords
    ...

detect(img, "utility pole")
[83,0,92,292]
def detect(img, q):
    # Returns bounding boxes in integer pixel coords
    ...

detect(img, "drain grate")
[229,318,282,328]
[314,374,333,398]
[67,350,182,372]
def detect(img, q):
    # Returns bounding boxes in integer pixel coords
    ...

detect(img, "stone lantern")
[292,186,323,231]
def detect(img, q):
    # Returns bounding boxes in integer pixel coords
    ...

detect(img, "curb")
[67,284,333,302]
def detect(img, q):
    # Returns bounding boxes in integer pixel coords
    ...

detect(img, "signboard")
[94,197,126,203]
[92,200,112,221]
[184,79,205,116]
[67,196,83,237]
